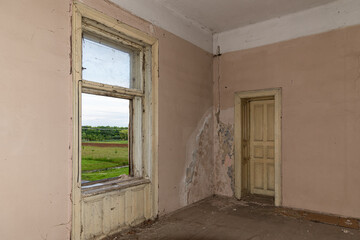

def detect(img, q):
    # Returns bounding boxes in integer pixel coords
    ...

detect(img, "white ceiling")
[155,0,337,33]
[110,0,359,53]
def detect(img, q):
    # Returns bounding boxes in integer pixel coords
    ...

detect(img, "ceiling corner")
[109,0,213,53]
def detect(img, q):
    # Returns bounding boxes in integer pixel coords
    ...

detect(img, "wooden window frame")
[72,2,158,239]
[81,33,141,179]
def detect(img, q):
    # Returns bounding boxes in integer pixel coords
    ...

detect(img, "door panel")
[267,163,275,191]
[253,105,264,141]
[267,103,275,141]
[250,100,275,196]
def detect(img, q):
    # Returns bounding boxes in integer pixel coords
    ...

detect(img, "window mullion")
[132,96,143,177]
[81,79,144,99]
[82,19,144,51]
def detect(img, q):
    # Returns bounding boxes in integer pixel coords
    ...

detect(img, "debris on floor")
[105,196,360,240]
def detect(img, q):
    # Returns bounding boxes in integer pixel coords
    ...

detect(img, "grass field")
[82,167,129,182]
[81,141,129,181]
[82,140,128,144]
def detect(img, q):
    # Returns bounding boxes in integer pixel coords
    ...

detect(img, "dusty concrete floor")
[106,196,360,240]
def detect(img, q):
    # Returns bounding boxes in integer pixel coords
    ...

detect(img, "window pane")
[81,93,130,183]
[82,37,131,88]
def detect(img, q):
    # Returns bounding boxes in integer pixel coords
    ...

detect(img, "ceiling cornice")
[214,0,360,54]
[110,0,360,54]
[110,0,213,53]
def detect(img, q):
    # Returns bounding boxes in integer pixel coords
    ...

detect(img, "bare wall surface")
[213,25,360,218]
[0,0,72,239]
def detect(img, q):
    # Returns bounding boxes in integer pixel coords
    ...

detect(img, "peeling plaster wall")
[0,0,213,239]
[213,116,234,196]
[213,25,360,219]
[184,109,214,205]
[213,55,235,197]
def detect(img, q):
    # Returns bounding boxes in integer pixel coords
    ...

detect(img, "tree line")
[82,126,128,142]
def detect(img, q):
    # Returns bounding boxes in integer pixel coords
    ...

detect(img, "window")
[80,35,137,183]
[73,16,157,188]
[81,93,130,182]
[72,4,158,238]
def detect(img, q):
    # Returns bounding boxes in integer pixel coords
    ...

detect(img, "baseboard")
[276,207,360,230]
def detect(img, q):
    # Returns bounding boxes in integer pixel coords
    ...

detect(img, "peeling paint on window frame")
[71,2,159,239]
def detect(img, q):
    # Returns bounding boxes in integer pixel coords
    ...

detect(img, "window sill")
[81,177,150,197]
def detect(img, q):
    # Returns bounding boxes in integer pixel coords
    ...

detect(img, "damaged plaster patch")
[186,155,197,186]
[183,109,214,205]
[217,122,233,164]
[227,164,234,194]
[214,107,235,196]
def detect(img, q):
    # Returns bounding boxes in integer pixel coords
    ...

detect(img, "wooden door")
[250,100,275,196]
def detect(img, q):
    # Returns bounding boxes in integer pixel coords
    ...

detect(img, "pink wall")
[213,25,360,218]
[0,1,213,239]
[0,1,72,239]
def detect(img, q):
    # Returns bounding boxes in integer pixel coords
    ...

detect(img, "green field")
[82,140,128,144]
[82,167,129,182]
[81,142,129,182]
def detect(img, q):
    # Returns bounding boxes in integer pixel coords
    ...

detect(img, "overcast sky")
[82,38,130,127]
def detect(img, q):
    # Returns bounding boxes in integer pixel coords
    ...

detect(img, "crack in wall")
[213,54,235,197]
[215,55,221,126]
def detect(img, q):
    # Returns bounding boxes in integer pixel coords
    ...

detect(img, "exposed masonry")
[185,111,213,205]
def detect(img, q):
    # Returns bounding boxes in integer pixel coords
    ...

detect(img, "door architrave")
[234,88,282,206]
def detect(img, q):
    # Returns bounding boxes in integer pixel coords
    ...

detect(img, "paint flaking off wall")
[184,110,214,205]
[214,121,234,196]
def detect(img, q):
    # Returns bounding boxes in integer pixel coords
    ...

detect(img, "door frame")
[234,88,282,206]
